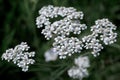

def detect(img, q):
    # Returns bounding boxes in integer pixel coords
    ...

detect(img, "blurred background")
[0,0,120,80]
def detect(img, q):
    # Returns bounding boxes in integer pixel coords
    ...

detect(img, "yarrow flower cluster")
[36,5,87,40]
[36,5,117,59]
[0,5,118,80]
[82,34,103,57]
[68,56,90,80]
[82,19,117,56]
[53,36,83,59]
[0,6,117,80]
[1,42,35,72]
[91,19,117,45]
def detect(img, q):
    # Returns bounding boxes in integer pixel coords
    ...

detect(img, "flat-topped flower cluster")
[36,5,117,59]
[1,42,35,72]
[1,6,117,80]
[36,5,117,80]
[36,5,87,40]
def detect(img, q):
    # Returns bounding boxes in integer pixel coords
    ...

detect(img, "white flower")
[91,18,117,45]
[82,18,117,56]
[82,34,103,57]
[1,48,14,62]
[36,5,117,58]
[1,42,35,72]
[68,56,90,80]
[53,36,83,59]
[44,48,58,62]
[36,5,86,40]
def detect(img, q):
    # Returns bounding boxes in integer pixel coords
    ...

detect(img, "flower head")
[53,36,83,59]
[36,5,87,40]
[1,42,35,72]
[36,5,117,59]
[91,18,117,45]
[82,34,103,57]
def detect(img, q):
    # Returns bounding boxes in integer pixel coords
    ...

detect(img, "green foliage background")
[0,0,120,80]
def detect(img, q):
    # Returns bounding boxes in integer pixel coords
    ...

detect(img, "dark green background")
[0,0,120,80]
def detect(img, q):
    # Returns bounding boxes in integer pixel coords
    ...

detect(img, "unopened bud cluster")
[1,42,35,72]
